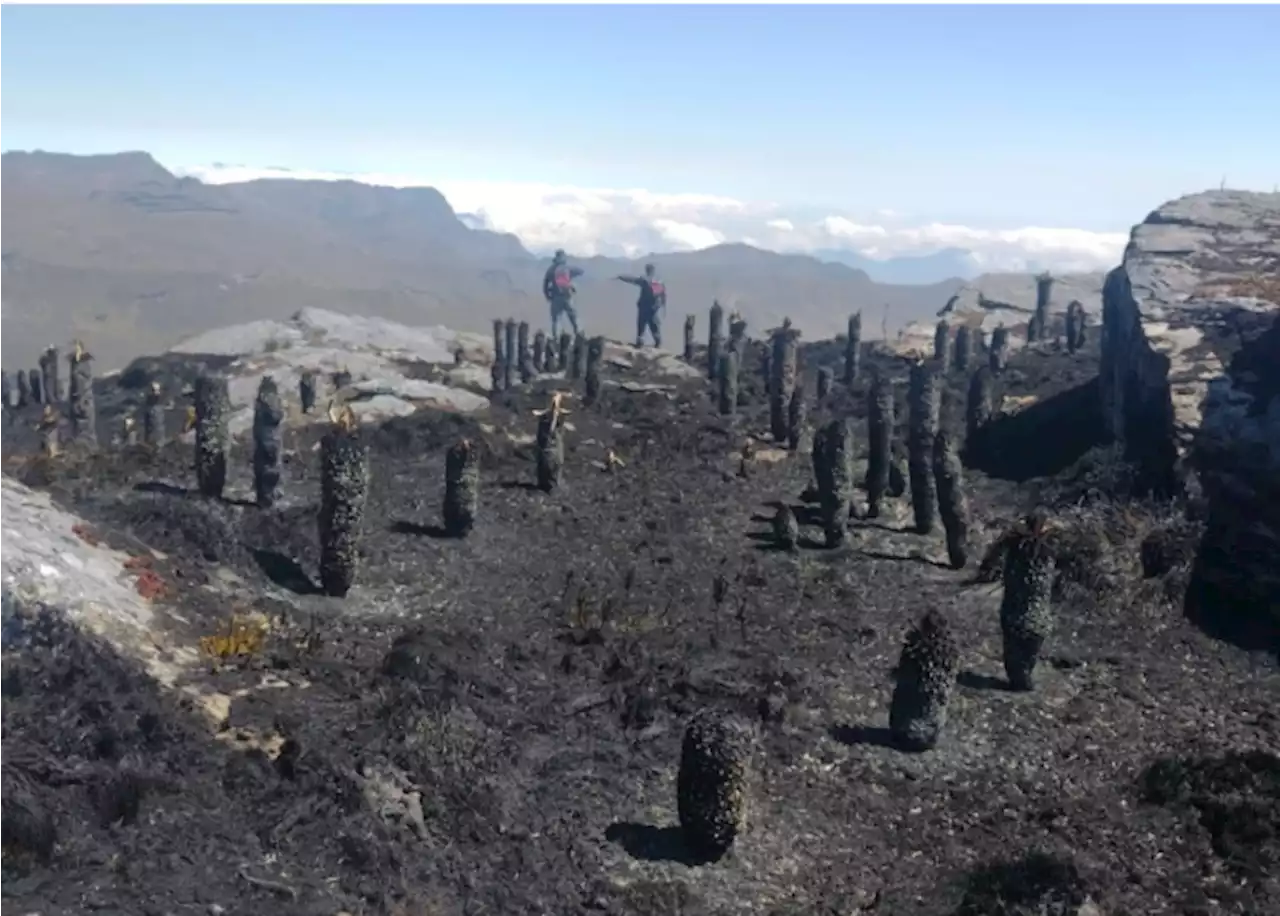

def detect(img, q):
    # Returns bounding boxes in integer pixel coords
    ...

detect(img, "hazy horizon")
[5,4,1277,274]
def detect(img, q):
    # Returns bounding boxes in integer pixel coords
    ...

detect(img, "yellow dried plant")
[200,613,269,662]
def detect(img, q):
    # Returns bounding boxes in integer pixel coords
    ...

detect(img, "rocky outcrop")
[1100,190,1279,649]
[1,477,187,681]
[158,308,708,437]
[1100,191,1280,491]
[165,308,494,434]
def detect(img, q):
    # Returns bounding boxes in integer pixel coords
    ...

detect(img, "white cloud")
[652,218,725,251]
[174,162,1129,274]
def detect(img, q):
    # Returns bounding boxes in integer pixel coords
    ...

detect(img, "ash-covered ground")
[2,332,1277,916]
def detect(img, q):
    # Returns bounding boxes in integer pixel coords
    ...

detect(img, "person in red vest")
[543,249,585,338]
[615,263,667,348]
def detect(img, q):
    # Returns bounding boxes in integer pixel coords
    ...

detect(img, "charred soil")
[3,338,1277,916]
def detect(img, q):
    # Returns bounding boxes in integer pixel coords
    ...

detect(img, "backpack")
[647,279,666,308]
[553,266,574,293]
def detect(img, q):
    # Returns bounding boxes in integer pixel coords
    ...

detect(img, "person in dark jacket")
[616,263,667,348]
[543,249,585,338]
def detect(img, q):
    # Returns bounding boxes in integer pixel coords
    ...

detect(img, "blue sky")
[4,4,1278,230]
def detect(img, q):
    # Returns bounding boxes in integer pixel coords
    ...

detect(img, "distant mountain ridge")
[808,246,983,284]
[1,149,1067,370]
[192,161,998,282]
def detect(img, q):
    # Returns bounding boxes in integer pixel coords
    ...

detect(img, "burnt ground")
[2,336,1278,916]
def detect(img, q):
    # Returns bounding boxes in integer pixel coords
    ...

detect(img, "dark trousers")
[551,299,580,338]
[635,306,662,348]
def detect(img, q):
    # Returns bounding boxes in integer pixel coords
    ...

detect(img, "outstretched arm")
[615,274,643,285]
[570,267,585,279]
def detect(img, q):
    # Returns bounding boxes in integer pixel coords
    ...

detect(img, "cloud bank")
[176,162,1129,276]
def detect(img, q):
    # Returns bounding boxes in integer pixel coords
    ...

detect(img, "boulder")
[1100,190,1279,648]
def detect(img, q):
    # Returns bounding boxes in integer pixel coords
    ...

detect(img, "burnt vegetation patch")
[954,851,1092,916]
[2,318,1276,915]
[1140,750,1280,881]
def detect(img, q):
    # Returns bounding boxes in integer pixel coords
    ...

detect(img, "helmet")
[553,249,567,263]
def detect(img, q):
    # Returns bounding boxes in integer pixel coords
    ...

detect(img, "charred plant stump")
[1064,301,1079,353]
[787,384,806,451]
[503,319,517,390]
[769,322,799,443]
[194,373,230,499]
[37,406,61,458]
[318,406,369,598]
[677,708,754,863]
[332,368,352,392]
[492,318,506,369]
[143,382,166,447]
[299,370,317,414]
[809,424,828,503]
[816,418,854,548]
[543,334,557,373]
[933,430,970,570]
[120,414,139,447]
[728,313,748,353]
[443,438,479,537]
[999,513,1057,691]
[518,321,533,383]
[907,361,940,535]
[532,330,547,373]
[67,342,98,446]
[534,394,569,493]
[489,360,503,395]
[708,301,725,381]
[44,348,61,402]
[1031,272,1054,343]
[844,311,863,384]
[41,345,62,405]
[954,325,972,373]
[570,333,587,381]
[28,369,43,405]
[866,370,895,518]
[16,370,30,408]
[889,610,960,752]
[717,350,740,417]
[965,367,995,448]
[1065,300,1086,354]
[34,347,47,401]
[550,332,565,371]
[2,371,11,413]
[557,331,572,373]
[683,314,697,362]
[989,325,1010,374]
[252,376,285,509]
[584,336,605,406]
[772,504,799,552]
[934,320,951,373]
[816,367,832,402]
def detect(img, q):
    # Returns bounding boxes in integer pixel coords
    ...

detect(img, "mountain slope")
[2,151,964,370]
[811,246,982,283]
